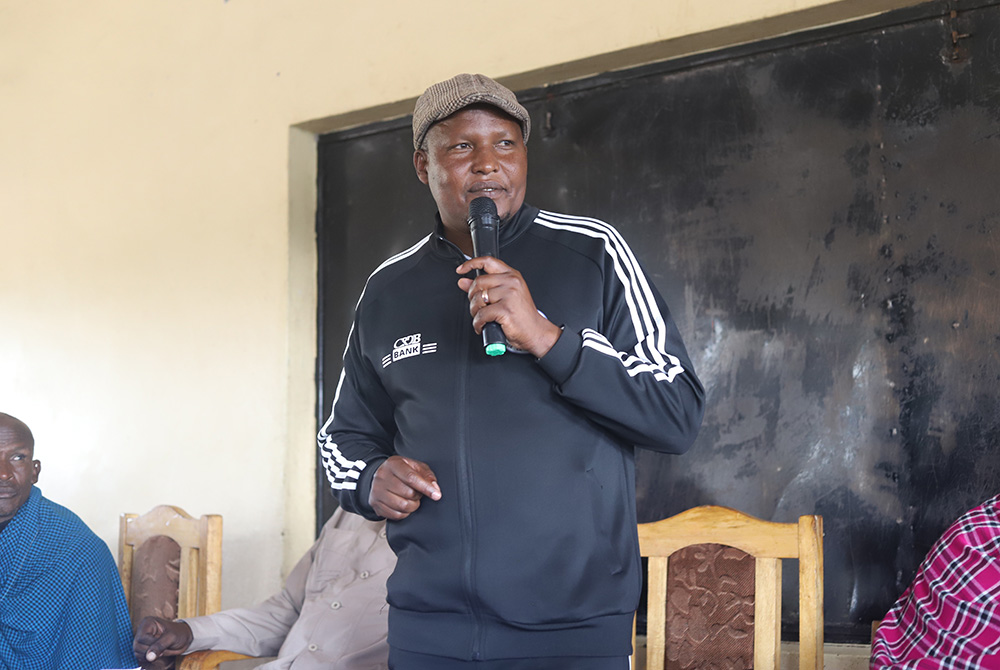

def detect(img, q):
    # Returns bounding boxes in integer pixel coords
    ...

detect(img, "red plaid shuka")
[871,494,1000,670]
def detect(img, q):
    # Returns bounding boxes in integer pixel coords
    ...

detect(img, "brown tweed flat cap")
[412,73,531,150]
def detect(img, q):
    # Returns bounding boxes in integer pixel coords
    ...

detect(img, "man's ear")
[413,150,430,185]
[31,460,40,484]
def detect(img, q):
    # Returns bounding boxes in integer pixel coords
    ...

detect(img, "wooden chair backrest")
[634,505,824,670]
[118,505,223,620]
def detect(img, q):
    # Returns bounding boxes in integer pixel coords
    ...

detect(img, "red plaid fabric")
[871,494,1000,670]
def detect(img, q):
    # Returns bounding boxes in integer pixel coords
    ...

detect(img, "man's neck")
[445,229,475,257]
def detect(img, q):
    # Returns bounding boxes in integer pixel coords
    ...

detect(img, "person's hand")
[456,256,562,358]
[133,616,193,667]
[369,455,441,520]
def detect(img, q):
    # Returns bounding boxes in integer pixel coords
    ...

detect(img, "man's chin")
[0,498,23,518]
[491,197,524,223]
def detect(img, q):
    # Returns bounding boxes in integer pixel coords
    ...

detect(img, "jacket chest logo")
[382,333,437,368]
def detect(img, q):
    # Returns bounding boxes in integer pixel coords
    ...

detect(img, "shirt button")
[379,529,387,538]
[360,570,370,579]
[308,644,318,651]
[330,601,342,609]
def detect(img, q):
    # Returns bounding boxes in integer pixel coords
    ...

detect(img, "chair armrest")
[177,650,256,670]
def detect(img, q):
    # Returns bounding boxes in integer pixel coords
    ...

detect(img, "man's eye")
[11,454,23,461]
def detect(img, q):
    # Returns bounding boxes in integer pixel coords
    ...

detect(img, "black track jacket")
[319,203,705,661]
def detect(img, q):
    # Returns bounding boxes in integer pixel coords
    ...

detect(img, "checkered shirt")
[871,494,1000,670]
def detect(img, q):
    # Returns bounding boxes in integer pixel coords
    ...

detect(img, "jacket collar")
[430,202,540,260]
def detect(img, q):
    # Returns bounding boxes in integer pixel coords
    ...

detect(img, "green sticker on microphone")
[485,343,507,357]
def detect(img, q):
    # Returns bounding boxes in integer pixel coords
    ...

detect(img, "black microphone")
[467,197,507,357]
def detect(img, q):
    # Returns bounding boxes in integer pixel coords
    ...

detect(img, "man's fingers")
[137,638,166,665]
[456,255,509,276]
[372,490,423,520]
[137,637,172,665]
[133,617,163,661]
[399,457,441,499]
[370,456,442,519]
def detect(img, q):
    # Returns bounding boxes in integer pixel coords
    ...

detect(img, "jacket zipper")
[455,272,485,660]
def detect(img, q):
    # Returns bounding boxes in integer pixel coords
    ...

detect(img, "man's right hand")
[369,455,441,520]
[133,616,194,667]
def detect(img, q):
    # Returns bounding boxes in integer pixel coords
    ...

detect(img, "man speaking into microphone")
[318,73,705,670]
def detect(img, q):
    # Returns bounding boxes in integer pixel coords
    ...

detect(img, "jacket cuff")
[354,455,389,521]
[536,326,581,385]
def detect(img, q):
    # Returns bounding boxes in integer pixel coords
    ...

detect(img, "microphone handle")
[475,266,507,357]
[468,199,506,357]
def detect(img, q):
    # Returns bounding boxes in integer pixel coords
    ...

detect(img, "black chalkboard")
[317,0,1000,642]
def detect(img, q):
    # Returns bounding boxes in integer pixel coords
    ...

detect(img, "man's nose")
[471,146,499,173]
[0,461,12,480]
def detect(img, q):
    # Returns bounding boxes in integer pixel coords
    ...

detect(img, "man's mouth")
[0,488,19,499]
[470,182,504,195]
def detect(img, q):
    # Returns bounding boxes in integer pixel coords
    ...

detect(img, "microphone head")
[468,197,499,227]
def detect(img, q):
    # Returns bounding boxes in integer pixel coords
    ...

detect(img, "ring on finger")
[482,290,490,305]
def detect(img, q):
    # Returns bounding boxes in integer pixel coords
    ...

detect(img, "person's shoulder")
[949,493,1000,531]
[532,207,616,226]
[981,492,1000,517]
[527,207,635,262]
[529,208,629,243]
[358,235,431,316]
[952,493,1000,545]
[36,492,113,559]
[308,509,391,570]
[320,506,386,537]
[38,492,91,528]
[924,493,1000,564]
[369,235,435,282]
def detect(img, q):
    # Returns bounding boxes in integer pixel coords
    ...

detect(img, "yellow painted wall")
[1,0,922,606]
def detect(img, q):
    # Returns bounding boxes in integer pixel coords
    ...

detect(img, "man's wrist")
[535,325,581,385]
[528,321,563,358]
[170,619,195,652]
[359,456,389,520]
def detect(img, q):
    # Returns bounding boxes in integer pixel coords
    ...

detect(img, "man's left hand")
[457,256,562,358]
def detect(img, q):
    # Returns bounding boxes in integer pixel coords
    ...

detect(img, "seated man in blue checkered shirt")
[0,412,134,670]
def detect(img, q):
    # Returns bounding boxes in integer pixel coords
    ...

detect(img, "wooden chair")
[633,505,824,670]
[119,505,224,622]
[120,506,254,669]
[177,649,258,669]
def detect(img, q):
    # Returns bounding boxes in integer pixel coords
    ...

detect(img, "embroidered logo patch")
[382,333,437,368]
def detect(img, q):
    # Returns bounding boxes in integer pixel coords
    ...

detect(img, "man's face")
[414,105,528,245]
[0,425,40,527]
